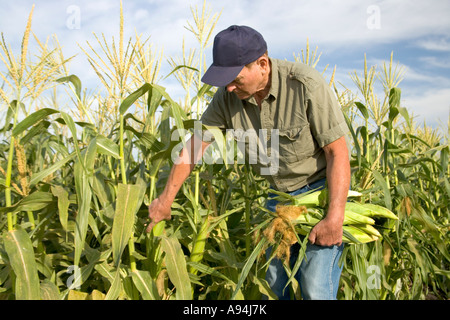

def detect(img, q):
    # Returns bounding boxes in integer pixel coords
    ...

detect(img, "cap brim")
[201,64,244,87]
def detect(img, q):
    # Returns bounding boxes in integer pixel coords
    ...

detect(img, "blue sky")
[1,0,449,129]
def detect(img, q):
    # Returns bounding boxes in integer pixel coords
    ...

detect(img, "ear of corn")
[342,225,379,244]
[344,202,399,220]
[189,216,210,275]
[357,203,399,220]
[342,209,376,225]
[291,189,363,207]
[261,188,398,262]
[292,190,323,207]
[356,224,382,238]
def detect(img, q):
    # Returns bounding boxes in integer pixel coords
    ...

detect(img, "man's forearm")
[308,136,350,245]
[159,136,210,204]
[159,158,196,204]
[323,136,351,223]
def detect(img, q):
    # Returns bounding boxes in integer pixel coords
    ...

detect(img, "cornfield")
[0,2,448,300]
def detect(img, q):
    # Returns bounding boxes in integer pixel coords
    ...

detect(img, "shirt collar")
[244,57,278,105]
[267,57,279,100]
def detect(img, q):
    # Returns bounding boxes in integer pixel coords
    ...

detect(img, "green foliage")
[0,1,448,300]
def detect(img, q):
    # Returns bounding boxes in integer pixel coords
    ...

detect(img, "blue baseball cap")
[201,25,267,87]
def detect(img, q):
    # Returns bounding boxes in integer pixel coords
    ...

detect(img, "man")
[147,25,350,300]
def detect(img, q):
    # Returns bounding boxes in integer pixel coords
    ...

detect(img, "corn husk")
[261,188,398,262]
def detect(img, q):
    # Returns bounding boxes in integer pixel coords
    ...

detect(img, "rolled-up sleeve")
[199,88,230,141]
[305,77,347,148]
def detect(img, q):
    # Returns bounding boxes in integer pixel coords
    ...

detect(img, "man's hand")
[146,197,172,233]
[308,212,343,247]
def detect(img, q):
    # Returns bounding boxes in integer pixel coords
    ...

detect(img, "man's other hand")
[146,197,172,233]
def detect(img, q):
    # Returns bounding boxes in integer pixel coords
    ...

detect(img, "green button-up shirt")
[200,58,348,192]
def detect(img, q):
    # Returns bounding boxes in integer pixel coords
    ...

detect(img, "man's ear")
[257,55,270,73]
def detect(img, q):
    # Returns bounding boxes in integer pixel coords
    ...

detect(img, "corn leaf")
[1,100,20,134]
[12,108,59,137]
[60,111,84,169]
[56,74,82,100]
[0,191,54,215]
[40,279,61,300]
[372,170,392,210]
[51,185,70,231]
[119,83,151,115]
[164,64,199,81]
[29,152,76,187]
[95,134,120,159]
[190,83,213,106]
[389,87,401,110]
[73,138,97,266]
[147,85,163,120]
[19,119,50,145]
[104,269,122,300]
[150,83,186,134]
[160,236,192,300]
[284,235,309,293]
[3,228,41,300]
[187,261,233,283]
[94,262,115,285]
[231,237,267,300]
[355,102,370,120]
[131,270,160,300]
[112,183,145,266]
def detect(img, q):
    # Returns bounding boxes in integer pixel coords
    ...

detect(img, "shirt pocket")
[278,126,315,163]
[230,128,260,163]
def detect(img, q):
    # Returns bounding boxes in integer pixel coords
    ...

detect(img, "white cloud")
[201,0,450,51]
[4,0,450,51]
[418,56,450,69]
[401,64,450,88]
[416,38,450,52]
[403,88,450,127]
[1,0,449,129]
[3,0,449,66]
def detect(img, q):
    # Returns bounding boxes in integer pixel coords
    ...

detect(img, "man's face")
[225,59,267,100]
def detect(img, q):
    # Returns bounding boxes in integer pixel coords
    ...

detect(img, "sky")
[1,0,449,130]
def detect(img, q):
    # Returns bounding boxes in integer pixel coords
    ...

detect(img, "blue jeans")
[265,178,344,300]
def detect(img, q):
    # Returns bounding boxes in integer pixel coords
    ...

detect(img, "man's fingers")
[146,221,155,233]
[308,229,316,244]
[147,198,172,233]
[146,214,170,233]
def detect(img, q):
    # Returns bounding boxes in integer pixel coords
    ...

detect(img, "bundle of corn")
[261,188,398,262]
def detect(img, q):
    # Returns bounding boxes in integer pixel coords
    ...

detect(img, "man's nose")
[226,84,236,92]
